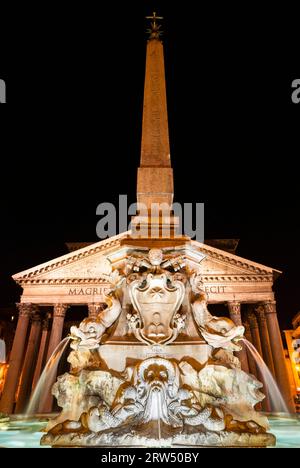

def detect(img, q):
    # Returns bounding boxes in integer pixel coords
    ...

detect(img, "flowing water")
[242,338,289,413]
[156,391,161,445]
[26,337,70,416]
[2,335,294,447]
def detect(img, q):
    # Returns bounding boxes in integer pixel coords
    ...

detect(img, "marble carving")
[41,249,275,447]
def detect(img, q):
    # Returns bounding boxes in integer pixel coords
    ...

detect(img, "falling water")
[242,338,289,413]
[156,390,161,446]
[26,337,71,416]
[69,384,82,421]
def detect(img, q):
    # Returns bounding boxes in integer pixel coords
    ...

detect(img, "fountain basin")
[1,414,299,448]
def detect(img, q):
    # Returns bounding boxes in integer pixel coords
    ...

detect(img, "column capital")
[227,301,241,313]
[53,303,68,318]
[88,303,106,319]
[227,301,242,326]
[261,300,277,315]
[31,311,41,323]
[255,304,266,321]
[16,303,34,317]
[244,320,251,333]
[42,314,51,330]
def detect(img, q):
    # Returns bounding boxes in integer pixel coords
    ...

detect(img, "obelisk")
[125,13,188,246]
[137,13,173,210]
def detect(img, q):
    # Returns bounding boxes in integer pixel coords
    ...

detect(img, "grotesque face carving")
[190,273,204,294]
[148,248,164,266]
[135,358,178,395]
[143,364,169,389]
[70,319,106,350]
[129,273,185,344]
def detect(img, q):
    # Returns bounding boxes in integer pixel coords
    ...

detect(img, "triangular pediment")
[191,241,280,277]
[13,233,281,285]
[13,232,130,284]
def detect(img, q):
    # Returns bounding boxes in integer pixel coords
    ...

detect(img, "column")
[263,300,295,413]
[31,314,51,392]
[15,309,42,413]
[46,304,68,362]
[248,311,263,356]
[227,301,249,373]
[243,321,258,378]
[0,303,32,414]
[40,304,68,413]
[88,303,106,320]
[248,311,271,412]
[255,305,276,377]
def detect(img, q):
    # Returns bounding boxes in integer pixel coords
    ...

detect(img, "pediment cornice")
[12,233,281,285]
[191,241,281,277]
[13,232,129,283]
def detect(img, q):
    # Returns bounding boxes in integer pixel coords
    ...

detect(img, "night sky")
[0,2,299,329]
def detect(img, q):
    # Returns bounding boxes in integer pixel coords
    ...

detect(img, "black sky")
[0,1,299,329]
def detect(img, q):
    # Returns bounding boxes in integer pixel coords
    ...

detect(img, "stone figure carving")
[190,273,244,351]
[68,294,122,373]
[70,295,122,350]
[82,358,225,433]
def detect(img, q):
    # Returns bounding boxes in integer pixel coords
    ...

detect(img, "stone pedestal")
[0,304,32,414]
[41,427,276,448]
[227,301,249,373]
[263,301,295,413]
[99,342,211,372]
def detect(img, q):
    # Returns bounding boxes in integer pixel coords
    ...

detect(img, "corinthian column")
[263,300,295,413]
[248,311,263,356]
[227,301,249,373]
[15,309,42,413]
[243,321,258,378]
[46,304,68,362]
[248,311,271,412]
[31,314,51,392]
[0,303,32,414]
[88,303,106,320]
[255,305,276,377]
[40,304,68,413]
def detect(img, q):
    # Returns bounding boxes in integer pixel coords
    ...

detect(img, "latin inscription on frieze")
[68,287,108,296]
[205,286,226,294]
[68,286,226,296]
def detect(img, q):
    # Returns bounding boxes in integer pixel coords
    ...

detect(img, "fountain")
[40,250,277,447]
[1,14,298,450]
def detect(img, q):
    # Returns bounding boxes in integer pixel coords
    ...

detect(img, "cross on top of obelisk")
[146,11,163,39]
